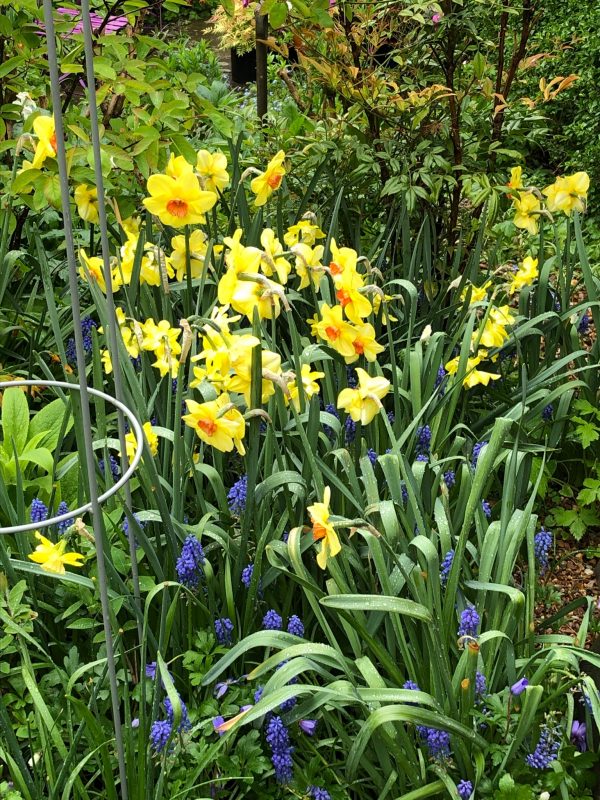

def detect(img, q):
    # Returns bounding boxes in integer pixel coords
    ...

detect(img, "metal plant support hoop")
[0,380,144,535]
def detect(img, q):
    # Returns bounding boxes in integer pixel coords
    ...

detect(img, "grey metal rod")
[40,3,129,797]
[79,0,143,643]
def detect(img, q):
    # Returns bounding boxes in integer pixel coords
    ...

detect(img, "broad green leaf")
[1,387,29,456]
[28,397,72,452]
[320,594,432,622]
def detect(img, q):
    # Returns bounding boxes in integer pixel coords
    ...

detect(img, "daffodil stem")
[184,225,193,318]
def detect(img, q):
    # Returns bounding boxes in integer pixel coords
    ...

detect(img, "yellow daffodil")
[477,317,509,349]
[314,304,357,359]
[260,228,291,284]
[182,394,245,454]
[508,255,539,294]
[218,233,263,307]
[30,115,57,169]
[337,367,390,425]
[506,166,523,195]
[445,352,501,389]
[143,170,217,228]
[28,532,84,575]
[140,318,182,375]
[513,191,540,235]
[335,282,373,325]
[250,150,286,206]
[346,322,385,363]
[79,249,108,293]
[292,243,325,291]
[228,349,282,406]
[283,220,325,247]
[124,421,159,461]
[307,486,341,570]
[287,364,325,410]
[101,349,113,374]
[490,305,516,328]
[74,184,99,224]
[230,275,282,321]
[542,172,589,216]
[196,149,229,194]
[372,293,397,325]
[461,280,492,305]
[165,153,195,179]
[329,239,359,278]
[170,230,207,282]
[139,244,174,287]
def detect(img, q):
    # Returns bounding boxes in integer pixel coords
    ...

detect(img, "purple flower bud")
[298,719,318,735]
[571,720,587,752]
[212,715,225,735]
[215,681,230,699]
[510,677,529,696]
[131,718,140,729]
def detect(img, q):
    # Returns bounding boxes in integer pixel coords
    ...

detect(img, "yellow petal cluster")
[124,421,159,461]
[337,368,390,425]
[74,184,99,224]
[28,532,84,575]
[508,256,538,295]
[307,486,341,570]
[143,155,217,227]
[182,394,245,454]
[542,172,589,216]
[250,150,286,206]
[445,351,500,389]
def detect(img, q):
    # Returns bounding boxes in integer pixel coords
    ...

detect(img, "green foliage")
[0,4,599,798]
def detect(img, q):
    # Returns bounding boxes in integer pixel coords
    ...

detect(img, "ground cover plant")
[0,2,599,800]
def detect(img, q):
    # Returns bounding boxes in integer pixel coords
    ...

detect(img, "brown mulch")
[535,538,599,646]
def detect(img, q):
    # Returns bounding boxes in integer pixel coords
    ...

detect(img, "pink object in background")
[55,6,128,36]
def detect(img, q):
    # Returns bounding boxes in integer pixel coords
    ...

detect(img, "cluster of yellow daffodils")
[310,241,386,366]
[507,167,590,234]
[79,217,209,294]
[447,298,517,390]
[100,309,183,379]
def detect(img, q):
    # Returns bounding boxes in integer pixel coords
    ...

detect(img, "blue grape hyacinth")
[262,610,283,630]
[458,606,480,639]
[534,528,553,574]
[265,715,294,783]
[214,617,234,646]
[457,780,473,799]
[440,549,455,588]
[471,441,487,469]
[525,723,561,769]
[227,475,248,516]
[176,535,205,590]
[31,498,48,524]
[287,615,304,637]
[307,788,331,800]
